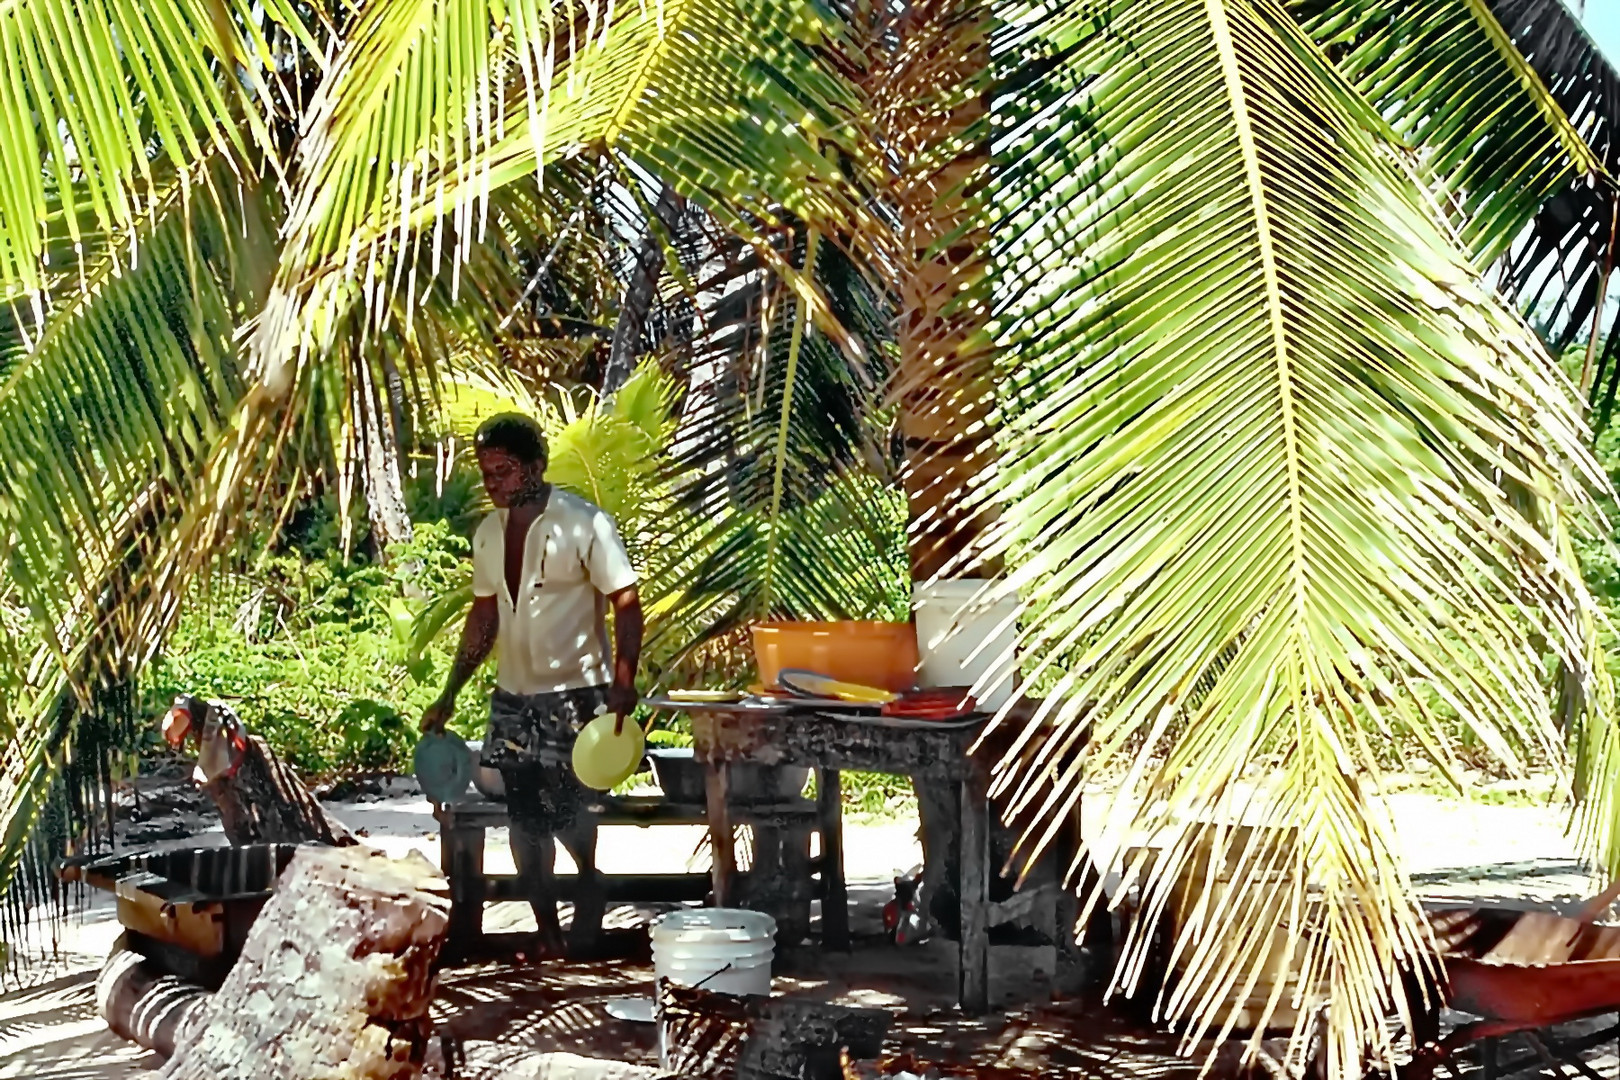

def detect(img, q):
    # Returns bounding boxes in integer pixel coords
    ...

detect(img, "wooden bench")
[435,792,836,960]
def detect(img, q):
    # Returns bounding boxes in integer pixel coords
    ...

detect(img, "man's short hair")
[474,413,549,464]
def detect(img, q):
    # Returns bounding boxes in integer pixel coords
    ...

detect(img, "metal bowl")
[464,740,506,800]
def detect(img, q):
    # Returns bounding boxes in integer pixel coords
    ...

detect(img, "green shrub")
[143,520,490,778]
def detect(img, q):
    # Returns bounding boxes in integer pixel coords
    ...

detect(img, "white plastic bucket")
[650,908,777,998]
[652,908,777,1071]
[912,578,1020,711]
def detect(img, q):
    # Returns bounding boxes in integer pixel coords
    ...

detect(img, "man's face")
[477,448,544,508]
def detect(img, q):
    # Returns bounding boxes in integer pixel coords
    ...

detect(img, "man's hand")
[607,682,637,735]
[606,585,643,737]
[420,697,454,734]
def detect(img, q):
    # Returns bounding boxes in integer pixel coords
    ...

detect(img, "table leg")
[443,820,486,959]
[705,762,736,907]
[958,773,990,1015]
[817,768,848,950]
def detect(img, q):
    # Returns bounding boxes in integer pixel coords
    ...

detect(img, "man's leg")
[556,808,603,958]
[502,765,566,954]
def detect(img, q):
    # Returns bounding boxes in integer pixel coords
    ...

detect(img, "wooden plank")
[115,894,226,960]
[958,773,990,1016]
[479,872,717,903]
[437,796,818,829]
[691,711,982,779]
[444,822,486,955]
[817,769,848,951]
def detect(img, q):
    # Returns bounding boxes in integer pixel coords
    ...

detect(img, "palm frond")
[0,174,274,647]
[173,0,869,610]
[258,0,859,375]
[0,172,275,910]
[982,1,1606,1075]
[0,0,318,295]
[1294,0,1620,425]
[1293,0,1607,265]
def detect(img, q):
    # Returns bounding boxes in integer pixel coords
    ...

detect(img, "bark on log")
[157,845,449,1080]
[186,697,357,846]
[97,936,210,1058]
[199,732,358,847]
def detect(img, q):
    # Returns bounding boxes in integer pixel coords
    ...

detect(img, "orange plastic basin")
[751,621,920,694]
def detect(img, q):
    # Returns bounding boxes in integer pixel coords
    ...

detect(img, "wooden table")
[650,700,995,1015]
[435,790,822,960]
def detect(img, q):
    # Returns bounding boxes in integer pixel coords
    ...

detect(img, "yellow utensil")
[572,711,645,791]
[667,689,743,703]
[779,669,897,704]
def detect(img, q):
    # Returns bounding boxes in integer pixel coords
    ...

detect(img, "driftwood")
[97,937,210,1057]
[168,695,356,846]
[657,980,891,1080]
[156,845,449,1080]
[200,730,357,846]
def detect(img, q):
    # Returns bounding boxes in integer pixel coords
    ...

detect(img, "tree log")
[157,845,449,1080]
[183,697,357,846]
[97,935,210,1058]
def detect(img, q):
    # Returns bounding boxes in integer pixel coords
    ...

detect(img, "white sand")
[0,775,1596,1077]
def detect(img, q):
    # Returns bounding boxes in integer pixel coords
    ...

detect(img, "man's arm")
[420,595,500,732]
[606,585,642,733]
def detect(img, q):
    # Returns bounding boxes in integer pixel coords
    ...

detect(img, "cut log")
[97,935,210,1057]
[157,845,449,1080]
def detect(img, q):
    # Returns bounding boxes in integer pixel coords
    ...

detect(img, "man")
[420,412,643,958]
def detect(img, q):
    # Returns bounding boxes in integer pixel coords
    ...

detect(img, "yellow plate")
[572,713,645,791]
[667,689,743,703]
[779,669,897,704]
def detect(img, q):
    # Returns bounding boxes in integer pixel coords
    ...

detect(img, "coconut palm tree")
[4,0,1620,1074]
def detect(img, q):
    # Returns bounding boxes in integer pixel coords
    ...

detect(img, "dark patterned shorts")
[483,685,609,834]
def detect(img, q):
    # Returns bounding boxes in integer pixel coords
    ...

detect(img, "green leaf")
[0,0,318,293]
[984,0,1607,1068]
[1293,0,1606,266]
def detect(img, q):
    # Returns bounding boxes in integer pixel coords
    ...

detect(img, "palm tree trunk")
[604,184,685,398]
[355,367,413,555]
[889,0,998,582]
[884,0,999,941]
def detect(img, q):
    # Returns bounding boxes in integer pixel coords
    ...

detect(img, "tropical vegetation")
[2,0,1620,1075]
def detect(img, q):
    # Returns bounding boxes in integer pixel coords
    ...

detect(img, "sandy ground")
[1,776,1615,1078]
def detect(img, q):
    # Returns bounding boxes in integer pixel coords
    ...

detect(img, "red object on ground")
[1405,888,1620,1079]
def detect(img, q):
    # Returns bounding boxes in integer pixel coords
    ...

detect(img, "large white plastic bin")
[912,578,1020,711]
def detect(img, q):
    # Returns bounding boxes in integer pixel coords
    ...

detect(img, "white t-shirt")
[471,490,638,694]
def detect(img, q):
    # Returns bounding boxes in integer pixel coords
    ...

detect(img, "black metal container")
[58,843,305,988]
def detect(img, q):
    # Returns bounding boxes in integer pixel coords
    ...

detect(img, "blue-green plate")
[414,730,473,803]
